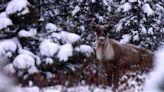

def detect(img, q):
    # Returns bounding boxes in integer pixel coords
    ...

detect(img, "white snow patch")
[76,45,94,56]
[28,66,39,74]
[51,33,62,40]
[0,39,17,56]
[147,27,154,35]
[13,54,35,69]
[6,0,29,15]
[128,0,137,3]
[142,3,154,16]
[18,28,37,37]
[0,73,13,91]
[91,0,96,3]
[144,46,164,92]
[0,12,7,18]
[140,24,147,34]
[0,18,13,30]
[117,2,132,12]
[103,0,108,6]
[40,39,60,57]
[45,58,53,64]
[3,63,16,74]
[57,44,73,62]
[46,23,58,32]
[18,49,41,65]
[115,23,123,32]
[120,34,131,44]
[61,31,80,44]
[72,5,81,16]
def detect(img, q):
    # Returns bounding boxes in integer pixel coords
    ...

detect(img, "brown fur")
[92,23,154,92]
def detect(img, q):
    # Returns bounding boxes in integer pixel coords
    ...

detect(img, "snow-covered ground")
[6,85,112,92]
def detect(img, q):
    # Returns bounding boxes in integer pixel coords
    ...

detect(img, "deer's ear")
[90,22,100,33]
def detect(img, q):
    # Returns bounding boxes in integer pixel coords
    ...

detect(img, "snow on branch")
[18,28,37,38]
[46,23,58,32]
[0,17,12,30]
[0,39,17,56]
[57,44,73,62]
[40,39,60,57]
[117,2,132,12]
[142,3,154,16]
[6,0,29,15]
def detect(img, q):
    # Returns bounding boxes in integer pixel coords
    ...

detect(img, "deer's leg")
[113,69,119,92]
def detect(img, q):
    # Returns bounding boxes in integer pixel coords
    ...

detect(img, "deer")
[91,22,154,92]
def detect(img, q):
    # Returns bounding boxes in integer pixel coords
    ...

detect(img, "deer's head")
[91,22,113,45]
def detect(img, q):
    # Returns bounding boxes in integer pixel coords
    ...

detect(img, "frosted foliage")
[57,44,73,62]
[0,40,17,56]
[11,86,112,92]
[40,39,59,57]
[72,5,81,16]
[103,0,108,6]
[13,54,35,69]
[51,33,62,40]
[120,34,131,44]
[0,18,13,30]
[144,46,164,92]
[46,23,58,32]
[61,31,80,44]
[28,66,39,74]
[0,12,7,18]
[18,29,37,37]
[76,45,94,56]
[6,0,29,14]
[140,24,147,34]
[115,23,123,32]
[45,58,53,64]
[91,0,96,3]
[3,63,16,74]
[117,2,132,12]
[142,3,154,16]
[128,0,137,2]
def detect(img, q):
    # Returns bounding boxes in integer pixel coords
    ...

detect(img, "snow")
[0,73,13,91]
[147,27,154,35]
[3,63,16,74]
[40,39,60,57]
[51,33,62,40]
[45,58,53,64]
[57,44,73,62]
[128,0,137,3]
[103,0,108,6]
[6,0,29,15]
[46,23,58,32]
[13,54,35,69]
[11,85,112,92]
[0,17,13,30]
[0,12,7,18]
[18,28,37,38]
[0,39,17,56]
[28,66,39,74]
[140,24,147,34]
[72,5,81,16]
[144,46,164,92]
[120,34,131,44]
[91,0,96,3]
[75,45,94,56]
[117,2,132,12]
[115,23,123,32]
[61,31,80,44]
[142,3,154,16]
